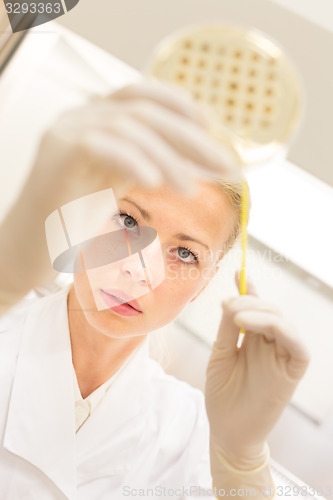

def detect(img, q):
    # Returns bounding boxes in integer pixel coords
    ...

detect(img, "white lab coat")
[0,286,213,500]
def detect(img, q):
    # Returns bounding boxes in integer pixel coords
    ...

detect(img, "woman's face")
[72,181,235,338]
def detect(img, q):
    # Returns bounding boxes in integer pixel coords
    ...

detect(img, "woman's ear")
[189,264,220,303]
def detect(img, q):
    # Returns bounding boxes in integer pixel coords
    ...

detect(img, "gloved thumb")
[235,269,259,297]
[213,296,241,361]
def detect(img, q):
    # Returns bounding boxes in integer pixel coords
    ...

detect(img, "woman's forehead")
[122,181,234,248]
[126,181,228,210]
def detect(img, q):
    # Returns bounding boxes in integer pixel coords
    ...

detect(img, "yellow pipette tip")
[238,177,249,346]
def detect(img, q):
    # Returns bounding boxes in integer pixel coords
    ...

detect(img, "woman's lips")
[100,289,142,317]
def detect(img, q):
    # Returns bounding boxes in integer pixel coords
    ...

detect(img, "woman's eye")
[172,247,199,265]
[178,248,191,260]
[114,213,139,230]
[122,215,137,229]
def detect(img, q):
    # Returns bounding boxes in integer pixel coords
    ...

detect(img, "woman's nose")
[121,255,147,285]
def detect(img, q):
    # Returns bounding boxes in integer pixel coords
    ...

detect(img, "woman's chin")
[85,309,147,339]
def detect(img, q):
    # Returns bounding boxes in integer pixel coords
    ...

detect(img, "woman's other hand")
[205,271,311,468]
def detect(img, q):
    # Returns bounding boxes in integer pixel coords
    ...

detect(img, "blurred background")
[0,0,332,492]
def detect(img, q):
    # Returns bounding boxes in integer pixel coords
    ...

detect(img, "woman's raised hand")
[28,80,239,210]
[0,80,238,313]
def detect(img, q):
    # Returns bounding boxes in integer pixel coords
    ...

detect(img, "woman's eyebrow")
[120,198,210,250]
[174,233,210,251]
[120,198,151,221]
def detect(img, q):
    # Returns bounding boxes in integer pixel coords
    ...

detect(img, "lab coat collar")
[3,287,152,500]
[75,330,151,483]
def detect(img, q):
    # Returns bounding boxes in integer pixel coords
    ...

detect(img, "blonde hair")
[215,179,251,259]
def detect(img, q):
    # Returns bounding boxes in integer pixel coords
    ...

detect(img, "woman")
[0,82,310,499]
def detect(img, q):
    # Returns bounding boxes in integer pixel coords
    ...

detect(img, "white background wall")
[269,0,333,33]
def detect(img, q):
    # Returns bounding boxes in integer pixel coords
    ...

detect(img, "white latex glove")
[0,80,238,314]
[205,272,311,498]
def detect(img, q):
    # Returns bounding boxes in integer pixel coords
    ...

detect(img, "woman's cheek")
[73,271,93,311]
[157,265,203,309]
[165,256,202,282]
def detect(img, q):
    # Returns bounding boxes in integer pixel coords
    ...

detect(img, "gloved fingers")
[234,311,275,346]
[60,98,239,179]
[109,80,211,129]
[213,295,282,358]
[106,115,201,194]
[213,304,240,359]
[222,295,283,318]
[127,100,239,177]
[235,270,259,297]
[79,130,164,189]
[234,310,311,379]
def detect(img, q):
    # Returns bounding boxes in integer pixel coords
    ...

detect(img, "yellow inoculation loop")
[240,177,248,296]
[237,177,249,349]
